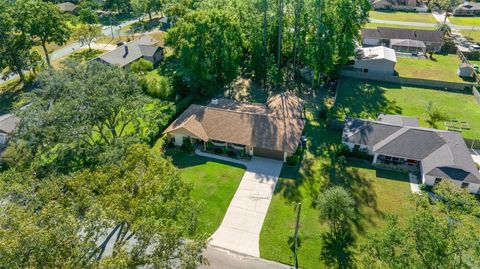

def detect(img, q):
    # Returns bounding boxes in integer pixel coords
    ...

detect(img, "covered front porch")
[373,153,420,173]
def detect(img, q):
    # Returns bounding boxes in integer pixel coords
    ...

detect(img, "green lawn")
[449,16,480,26]
[369,11,437,23]
[259,113,412,268]
[364,22,434,30]
[461,29,480,43]
[332,78,480,139]
[395,54,472,83]
[166,150,245,238]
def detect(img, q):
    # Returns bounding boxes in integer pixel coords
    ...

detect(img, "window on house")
[461,182,469,189]
[434,178,442,184]
[353,144,360,150]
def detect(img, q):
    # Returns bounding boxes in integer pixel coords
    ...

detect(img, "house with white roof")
[354,46,397,75]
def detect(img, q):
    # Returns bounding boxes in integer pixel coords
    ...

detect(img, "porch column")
[203,141,206,151]
[373,153,378,164]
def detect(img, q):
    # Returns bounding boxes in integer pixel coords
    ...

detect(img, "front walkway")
[195,150,283,257]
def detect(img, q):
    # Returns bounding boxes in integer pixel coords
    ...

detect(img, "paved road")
[201,246,292,269]
[196,150,283,257]
[370,18,477,30]
[1,17,139,85]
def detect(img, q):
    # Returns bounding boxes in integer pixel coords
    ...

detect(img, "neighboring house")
[164,93,305,162]
[457,63,475,77]
[0,114,20,149]
[362,27,444,52]
[56,2,78,14]
[372,0,427,12]
[453,2,480,16]
[354,46,397,75]
[342,114,480,194]
[95,36,164,68]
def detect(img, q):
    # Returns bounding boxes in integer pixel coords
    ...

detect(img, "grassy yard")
[364,22,434,30]
[461,29,480,43]
[395,54,472,83]
[331,78,480,139]
[259,112,412,268]
[449,16,480,26]
[369,11,437,23]
[166,150,245,238]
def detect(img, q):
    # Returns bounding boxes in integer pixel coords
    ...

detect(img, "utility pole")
[293,202,301,269]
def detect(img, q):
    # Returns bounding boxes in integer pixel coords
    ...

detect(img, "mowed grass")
[364,22,434,30]
[166,150,245,238]
[461,29,480,43]
[449,16,480,26]
[332,78,480,139]
[395,54,471,83]
[259,115,412,268]
[369,11,437,23]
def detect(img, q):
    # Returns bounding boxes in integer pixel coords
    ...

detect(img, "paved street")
[195,150,283,257]
[201,246,292,269]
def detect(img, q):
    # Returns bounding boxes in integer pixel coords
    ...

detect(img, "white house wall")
[354,59,396,75]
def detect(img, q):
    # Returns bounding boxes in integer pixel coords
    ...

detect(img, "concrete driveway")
[201,246,292,269]
[195,150,283,257]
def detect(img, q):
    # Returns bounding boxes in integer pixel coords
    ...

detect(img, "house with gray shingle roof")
[342,114,480,194]
[95,36,164,68]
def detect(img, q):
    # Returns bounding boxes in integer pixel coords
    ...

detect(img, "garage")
[253,147,284,160]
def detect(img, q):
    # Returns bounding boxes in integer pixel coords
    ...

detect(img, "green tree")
[145,75,174,100]
[425,101,449,128]
[130,58,154,74]
[317,186,355,235]
[429,0,462,23]
[166,9,243,96]
[15,61,174,173]
[0,145,206,268]
[78,7,100,24]
[0,1,34,83]
[74,24,104,51]
[18,0,71,67]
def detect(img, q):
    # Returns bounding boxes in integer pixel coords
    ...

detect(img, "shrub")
[146,75,174,100]
[336,143,349,157]
[181,137,194,153]
[131,58,154,74]
[227,150,237,158]
[286,155,300,166]
[318,107,330,119]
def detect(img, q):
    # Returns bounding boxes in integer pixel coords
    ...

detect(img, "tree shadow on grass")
[320,230,355,269]
[332,78,402,120]
[0,80,27,115]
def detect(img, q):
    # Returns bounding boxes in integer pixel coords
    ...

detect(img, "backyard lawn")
[449,16,480,26]
[461,29,480,43]
[166,150,245,238]
[369,11,437,23]
[332,78,480,140]
[259,114,412,268]
[364,22,434,30]
[395,54,472,83]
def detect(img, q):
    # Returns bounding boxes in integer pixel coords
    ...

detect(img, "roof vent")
[210,98,218,105]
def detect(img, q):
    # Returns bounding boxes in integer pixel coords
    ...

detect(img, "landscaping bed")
[331,78,480,139]
[166,149,245,238]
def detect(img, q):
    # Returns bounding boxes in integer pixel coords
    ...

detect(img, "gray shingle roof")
[362,27,444,43]
[343,118,402,147]
[0,114,20,134]
[96,36,163,67]
[343,116,480,184]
